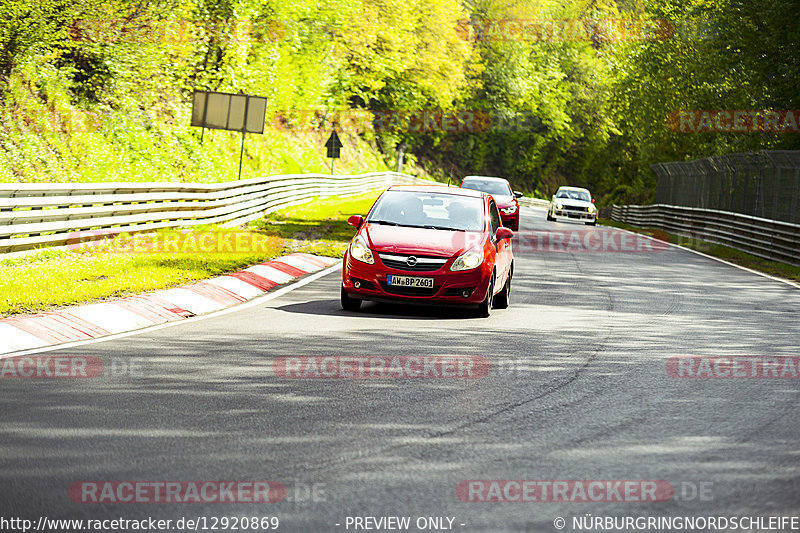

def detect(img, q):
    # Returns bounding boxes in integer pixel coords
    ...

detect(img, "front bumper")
[342,252,491,306]
[500,212,519,230]
[553,209,596,221]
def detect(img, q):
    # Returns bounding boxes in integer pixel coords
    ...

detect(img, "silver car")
[547,186,597,225]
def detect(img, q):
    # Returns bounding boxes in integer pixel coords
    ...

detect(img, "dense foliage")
[0,0,796,203]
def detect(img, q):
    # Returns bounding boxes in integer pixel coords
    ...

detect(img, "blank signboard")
[191,90,267,134]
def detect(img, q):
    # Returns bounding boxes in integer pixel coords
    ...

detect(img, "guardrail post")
[771,166,781,221]
[792,167,799,224]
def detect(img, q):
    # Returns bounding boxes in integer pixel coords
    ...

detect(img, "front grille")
[378,253,448,272]
[565,206,588,212]
[380,281,439,296]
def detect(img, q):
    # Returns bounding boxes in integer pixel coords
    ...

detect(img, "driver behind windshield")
[446,200,482,230]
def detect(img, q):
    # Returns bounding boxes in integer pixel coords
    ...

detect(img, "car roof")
[463,175,510,183]
[386,184,485,198]
[557,186,591,193]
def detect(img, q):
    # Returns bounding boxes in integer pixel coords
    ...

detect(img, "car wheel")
[476,274,494,318]
[494,272,511,309]
[585,220,596,226]
[341,286,362,311]
[547,211,555,222]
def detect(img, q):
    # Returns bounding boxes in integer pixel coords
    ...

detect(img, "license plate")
[387,275,434,288]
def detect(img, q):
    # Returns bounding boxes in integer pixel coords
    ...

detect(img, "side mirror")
[347,215,364,228]
[496,227,514,240]
[514,191,524,198]
[592,198,596,204]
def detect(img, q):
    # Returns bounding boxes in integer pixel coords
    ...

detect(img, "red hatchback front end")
[341,186,514,314]
[496,197,520,231]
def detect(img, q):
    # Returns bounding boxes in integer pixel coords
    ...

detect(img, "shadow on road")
[274,299,478,320]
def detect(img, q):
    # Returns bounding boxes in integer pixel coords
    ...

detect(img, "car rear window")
[461,179,512,197]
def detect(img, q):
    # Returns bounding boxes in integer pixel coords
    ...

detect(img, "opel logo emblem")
[406,256,418,266]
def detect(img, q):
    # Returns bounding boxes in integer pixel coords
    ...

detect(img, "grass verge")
[251,190,381,257]
[0,230,286,316]
[0,192,381,317]
[598,218,800,283]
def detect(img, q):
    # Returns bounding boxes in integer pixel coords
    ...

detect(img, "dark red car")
[341,185,514,317]
[460,176,523,230]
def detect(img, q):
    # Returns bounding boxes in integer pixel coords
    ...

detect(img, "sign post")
[325,131,342,175]
[238,96,250,180]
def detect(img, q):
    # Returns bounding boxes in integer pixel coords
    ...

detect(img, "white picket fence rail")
[0,172,427,254]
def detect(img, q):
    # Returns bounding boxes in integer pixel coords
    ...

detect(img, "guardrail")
[518,197,550,208]
[609,204,800,266]
[0,172,425,254]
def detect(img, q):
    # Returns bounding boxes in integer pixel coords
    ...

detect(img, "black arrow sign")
[325,131,342,159]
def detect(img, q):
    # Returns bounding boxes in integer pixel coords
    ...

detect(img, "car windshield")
[556,189,591,201]
[367,190,485,231]
[461,179,512,197]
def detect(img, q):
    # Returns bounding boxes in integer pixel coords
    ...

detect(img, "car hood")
[362,224,483,257]
[490,195,516,208]
[554,198,593,208]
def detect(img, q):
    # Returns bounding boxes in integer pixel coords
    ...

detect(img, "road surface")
[1,207,798,532]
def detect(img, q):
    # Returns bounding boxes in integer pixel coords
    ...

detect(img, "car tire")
[476,274,494,318]
[585,220,596,226]
[547,211,555,222]
[341,286,362,311]
[494,271,511,309]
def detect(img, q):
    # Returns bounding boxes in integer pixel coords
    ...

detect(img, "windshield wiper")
[369,221,466,231]
[406,224,467,231]
[422,225,464,231]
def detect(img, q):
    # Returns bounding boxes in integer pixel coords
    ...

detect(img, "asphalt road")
[1,207,799,532]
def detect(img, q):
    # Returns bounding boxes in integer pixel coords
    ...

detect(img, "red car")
[341,185,514,317]
[460,176,523,230]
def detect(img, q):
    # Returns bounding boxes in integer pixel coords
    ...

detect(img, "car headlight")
[450,249,483,271]
[588,205,596,213]
[556,203,563,210]
[500,205,518,214]
[349,235,374,264]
